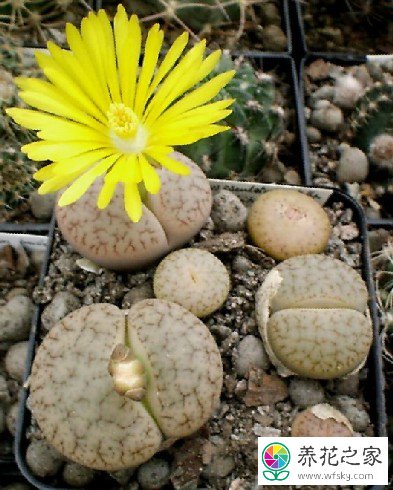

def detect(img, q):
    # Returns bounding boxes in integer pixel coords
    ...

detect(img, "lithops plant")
[154,248,230,317]
[247,190,332,260]
[291,404,354,437]
[29,300,223,470]
[255,254,373,379]
[56,153,212,271]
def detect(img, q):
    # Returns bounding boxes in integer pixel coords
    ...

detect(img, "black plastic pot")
[300,53,393,226]
[15,181,386,489]
[0,229,50,482]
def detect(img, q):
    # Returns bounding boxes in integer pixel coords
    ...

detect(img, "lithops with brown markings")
[56,152,212,271]
[247,189,332,260]
[255,254,373,379]
[29,300,223,471]
[154,248,230,317]
[291,404,354,437]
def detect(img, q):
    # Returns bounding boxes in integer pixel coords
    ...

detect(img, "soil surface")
[304,58,393,220]
[303,0,393,54]
[0,242,43,464]
[24,191,375,489]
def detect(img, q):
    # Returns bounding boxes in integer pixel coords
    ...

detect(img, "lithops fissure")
[56,153,212,271]
[29,301,223,470]
[256,255,373,379]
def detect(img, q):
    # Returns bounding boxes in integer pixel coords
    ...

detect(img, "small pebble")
[122,283,154,309]
[26,439,64,478]
[6,402,18,436]
[332,396,370,432]
[0,296,34,342]
[261,24,287,51]
[211,190,248,232]
[0,374,10,404]
[29,191,56,220]
[63,462,95,487]
[5,341,29,383]
[137,457,171,489]
[288,378,325,408]
[6,288,28,300]
[41,291,81,331]
[336,145,369,183]
[306,126,322,143]
[234,335,270,376]
[109,468,135,485]
[311,100,343,132]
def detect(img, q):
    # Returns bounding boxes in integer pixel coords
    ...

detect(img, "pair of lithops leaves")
[56,152,212,271]
[256,254,373,379]
[29,300,223,471]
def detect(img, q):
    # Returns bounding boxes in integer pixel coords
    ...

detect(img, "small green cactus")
[352,83,393,172]
[0,147,38,213]
[181,56,284,178]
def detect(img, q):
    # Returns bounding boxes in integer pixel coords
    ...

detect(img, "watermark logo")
[258,437,388,485]
[261,442,290,481]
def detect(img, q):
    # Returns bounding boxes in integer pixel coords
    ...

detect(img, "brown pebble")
[244,368,288,406]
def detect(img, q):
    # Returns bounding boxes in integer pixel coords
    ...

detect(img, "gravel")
[137,458,171,489]
[332,395,371,432]
[0,296,34,342]
[29,191,56,220]
[41,291,81,332]
[62,462,96,487]
[288,378,325,408]
[26,440,64,478]
[234,335,270,376]
[5,341,29,383]
[24,195,374,488]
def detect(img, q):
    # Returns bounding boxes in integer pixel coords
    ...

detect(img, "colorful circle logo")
[261,443,290,481]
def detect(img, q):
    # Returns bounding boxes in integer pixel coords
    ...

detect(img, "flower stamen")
[107,103,139,139]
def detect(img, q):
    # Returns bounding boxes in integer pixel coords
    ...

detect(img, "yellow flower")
[6,5,235,222]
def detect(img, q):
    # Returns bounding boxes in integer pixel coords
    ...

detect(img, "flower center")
[108,103,139,138]
[107,103,148,154]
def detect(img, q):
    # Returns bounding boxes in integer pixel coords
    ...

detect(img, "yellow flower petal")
[58,153,119,206]
[139,154,161,194]
[151,124,230,146]
[65,23,111,110]
[143,40,207,124]
[97,9,121,103]
[52,148,116,176]
[115,8,141,107]
[97,179,117,209]
[146,150,190,175]
[19,91,105,133]
[124,181,142,222]
[146,31,189,99]
[22,140,107,162]
[34,163,58,181]
[156,70,235,124]
[134,24,164,118]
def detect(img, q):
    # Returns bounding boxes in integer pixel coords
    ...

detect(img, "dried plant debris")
[0,37,55,223]
[0,1,93,46]
[303,0,393,54]
[101,0,287,51]
[0,241,43,462]
[27,191,373,488]
[304,58,393,219]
